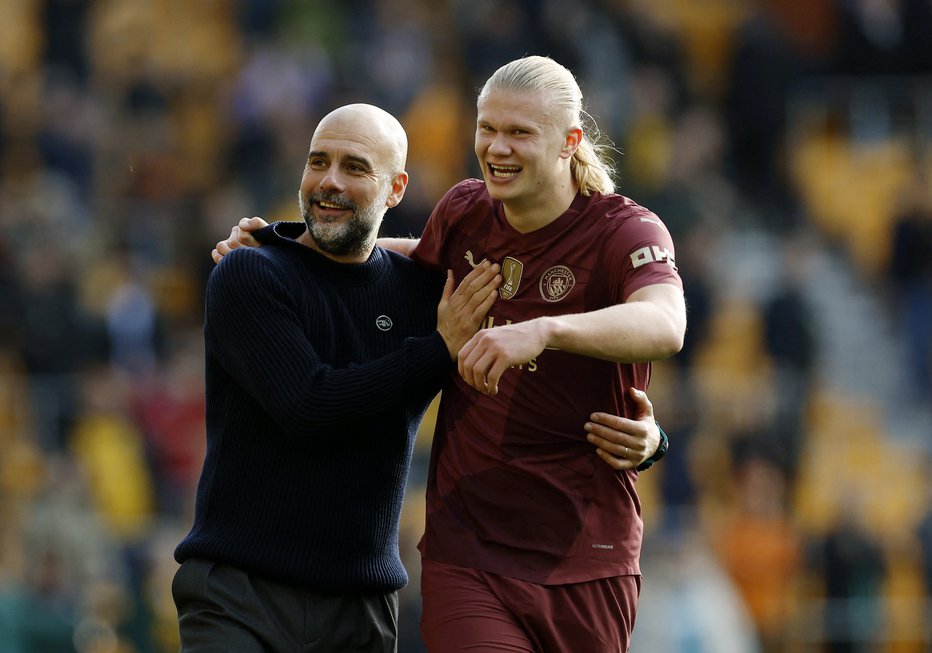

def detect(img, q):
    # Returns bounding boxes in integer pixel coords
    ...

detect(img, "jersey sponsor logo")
[591,543,615,550]
[630,245,677,270]
[499,256,523,299]
[539,265,575,302]
[376,315,393,331]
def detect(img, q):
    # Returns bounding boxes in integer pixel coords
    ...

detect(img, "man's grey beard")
[298,189,386,257]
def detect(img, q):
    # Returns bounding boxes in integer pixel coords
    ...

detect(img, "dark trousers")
[172,558,398,652]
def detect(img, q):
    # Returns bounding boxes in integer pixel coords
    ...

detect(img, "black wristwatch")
[636,422,669,471]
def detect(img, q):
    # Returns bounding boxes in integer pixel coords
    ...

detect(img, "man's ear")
[386,171,409,208]
[560,128,583,159]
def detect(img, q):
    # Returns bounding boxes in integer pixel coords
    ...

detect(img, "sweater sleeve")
[205,248,450,440]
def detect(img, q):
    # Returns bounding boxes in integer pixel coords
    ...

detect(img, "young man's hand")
[211,217,269,263]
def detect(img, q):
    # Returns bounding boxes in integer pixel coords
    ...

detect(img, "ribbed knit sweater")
[175,221,449,591]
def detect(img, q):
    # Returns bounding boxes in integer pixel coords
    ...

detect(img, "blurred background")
[0,0,930,651]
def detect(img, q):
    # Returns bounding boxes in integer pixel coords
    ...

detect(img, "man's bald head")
[298,104,410,263]
[314,103,408,174]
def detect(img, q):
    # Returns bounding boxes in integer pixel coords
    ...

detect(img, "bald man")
[172,104,501,652]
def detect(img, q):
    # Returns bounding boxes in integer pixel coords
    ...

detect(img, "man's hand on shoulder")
[212,217,269,264]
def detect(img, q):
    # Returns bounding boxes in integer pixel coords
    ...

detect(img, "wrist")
[437,330,459,361]
[538,316,561,349]
[636,422,669,471]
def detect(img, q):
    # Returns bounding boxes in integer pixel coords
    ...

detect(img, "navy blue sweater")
[175,222,449,591]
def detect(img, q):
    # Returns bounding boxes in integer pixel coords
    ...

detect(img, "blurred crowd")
[0,0,931,651]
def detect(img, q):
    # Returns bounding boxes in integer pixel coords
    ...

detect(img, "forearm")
[215,324,451,438]
[251,334,450,435]
[543,285,685,362]
[376,237,420,257]
[208,250,450,437]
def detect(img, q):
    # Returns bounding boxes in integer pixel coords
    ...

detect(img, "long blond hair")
[478,56,616,196]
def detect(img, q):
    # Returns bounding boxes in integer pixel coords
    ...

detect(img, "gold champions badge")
[499,256,523,299]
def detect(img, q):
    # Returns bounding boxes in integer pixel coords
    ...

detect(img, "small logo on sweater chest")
[376,315,393,331]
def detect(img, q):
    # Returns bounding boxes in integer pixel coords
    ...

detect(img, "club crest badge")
[539,265,575,302]
[499,256,523,299]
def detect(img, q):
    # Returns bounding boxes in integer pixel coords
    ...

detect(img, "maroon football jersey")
[412,179,683,584]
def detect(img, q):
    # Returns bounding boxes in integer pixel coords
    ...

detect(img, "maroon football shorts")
[420,558,641,652]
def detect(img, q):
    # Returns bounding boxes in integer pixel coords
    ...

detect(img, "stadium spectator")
[812,498,887,653]
[887,184,932,403]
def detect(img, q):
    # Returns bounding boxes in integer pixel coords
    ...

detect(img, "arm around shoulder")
[377,237,420,257]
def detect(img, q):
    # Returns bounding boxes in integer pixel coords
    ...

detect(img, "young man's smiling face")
[474,88,578,219]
